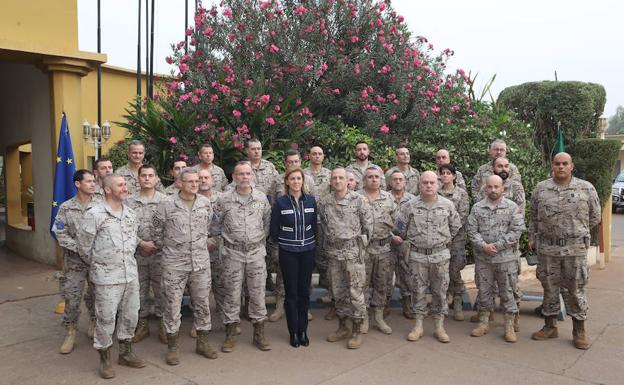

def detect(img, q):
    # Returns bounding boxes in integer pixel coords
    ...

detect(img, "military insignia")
[396,221,406,231]
[56,221,65,230]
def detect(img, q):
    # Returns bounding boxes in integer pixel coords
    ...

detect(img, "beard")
[496,171,509,180]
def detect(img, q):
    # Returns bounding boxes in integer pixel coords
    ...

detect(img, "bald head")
[419,171,439,200]
[485,174,504,202]
[435,149,450,167]
[552,152,574,183]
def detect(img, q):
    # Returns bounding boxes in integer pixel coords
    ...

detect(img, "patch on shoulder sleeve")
[56,221,65,230]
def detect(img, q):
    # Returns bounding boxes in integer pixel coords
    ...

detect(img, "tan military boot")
[383,306,391,319]
[347,319,363,349]
[401,296,416,319]
[59,325,76,354]
[406,316,424,341]
[132,318,150,343]
[221,323,237,353]
[470,310,495,323]
[374,308,392,334]
[514,313,520,332]
[503,314,517,343]
[324,306,337,320]
[269,297,284,322]
[98,348,115,379]
[88,317,96,339]
[433,315,450,343]
[235,324,242,335]
[327,317,351,342]
[158,319,167,344]
[166,332,180,365]
[252,321,271,351]
[118,339,146,368]
[196,330,218,359]
[470,311,490,337]
[572,318,590,350]
[531,315,558,340]
[452,296,465,321]
[190,324,197,338]
[361,312,370,334]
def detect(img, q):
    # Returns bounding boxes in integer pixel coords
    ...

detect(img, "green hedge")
[569,139,621,207]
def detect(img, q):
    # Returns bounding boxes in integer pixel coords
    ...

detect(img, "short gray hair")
[176,167,198,181]
[103,173,125,189]
[128,140,144,148]
[490,139,506,149]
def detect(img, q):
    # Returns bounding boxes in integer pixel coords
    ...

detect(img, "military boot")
[166,332,180,365]
[158,319,167,344]
[327,317,351,342]
[59,325,77,354]
[514,313,520,332]
[401,296,416,319]
[503,314,517,343]
[324,305,337,320]
[470,311,490,337]
[132,318,150,343]
[531,315,558,340]
[470,311,495,323]
[433,315,450,343]
[88,317,96,339]
[361,311,370,334]
[98,348,115,379]
[221,323,237,353]
[383,306,391,319]
[252,321,271,351]
[347,319,363,349]
[118,339,146,368]
[190,324,197,338]
[269,297,284,322]
[406,316,424,341]
[452,296,465,321]
[196,330,218,359]
[373,308,392,334]
[572,318,590,350]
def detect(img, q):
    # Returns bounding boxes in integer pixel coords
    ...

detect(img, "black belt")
[224,241,264,253]
[541,237,586,246]
[371,236,392,246]
[326,238,358,250]
[413,246,447,255]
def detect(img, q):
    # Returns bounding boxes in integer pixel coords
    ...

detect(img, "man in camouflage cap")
[320,167,373,349]
[126,164,168,344]
[53,169,98,354]
[77,174,145,379]
[211,161,272,353]
[529,152,601,350]
[467,175,525,343]
[152,167,218,364]
[393,171,461,343]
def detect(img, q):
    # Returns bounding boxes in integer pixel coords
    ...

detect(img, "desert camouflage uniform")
[530,177,601,320]
[117,163,164,195]
[477,178,526,214]
[163,183,179,196]
[394,196,461,316]
[471,161,522,194]
[211,188,271,324]
[126,190,167,319]
[151,194,213,334]
[318,191,373,320]
[193,164,229,192]
[52,196,97,327]
[77,202,140,350]
[389,191,416,302]
[437,170,467,191]
[205,191,226,320]
[93,184,105,202]
[467,198,525,314]
[346,162,386,190]
[439,186,470,298]
[357,189,398,309]
[385,166,420,196]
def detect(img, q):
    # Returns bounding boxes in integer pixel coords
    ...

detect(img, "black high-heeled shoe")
[298,331,309,347]
[289,333,300,348]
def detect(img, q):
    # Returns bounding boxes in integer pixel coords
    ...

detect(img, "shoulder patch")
[56,221,64,230]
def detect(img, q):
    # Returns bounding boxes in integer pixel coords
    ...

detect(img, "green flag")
[553,123,565,156]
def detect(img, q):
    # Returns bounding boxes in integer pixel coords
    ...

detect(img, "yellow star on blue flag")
[50,113,76,239]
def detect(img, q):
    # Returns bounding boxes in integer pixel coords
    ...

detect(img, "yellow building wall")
[0,0,78,53]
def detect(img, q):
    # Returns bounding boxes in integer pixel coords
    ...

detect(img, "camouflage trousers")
[365,250,395,308]
[210,239,226,323]
[537,254,589,320]
[475,260,519,314]
[406,259,450,316]
[447,236,467,298]
[60,252,95,326]
[390,244,410,300]
[329,258,367,319]
[136,253,163,318]
[93,279,139,350]
[316,249,332,293]
[162,267,212,334]
[222,257,268,324]
[268,240,285,298]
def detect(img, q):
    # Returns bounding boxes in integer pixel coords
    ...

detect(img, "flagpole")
[97,0,102,159]
[145,0,149,99]
[149,0,155,99]
[136,0,142,100]
[185,0,189,54]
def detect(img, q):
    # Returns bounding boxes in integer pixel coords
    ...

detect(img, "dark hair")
[73,169,94,183]
[284,149,301,160]
[138,164,156,175]
[170,159,187,170]
[93,156,112,169]
[355,140,369,148]
[283,167,306,195]
[491,156,509,168]
[438,163,457,175]
[198,144,213,152]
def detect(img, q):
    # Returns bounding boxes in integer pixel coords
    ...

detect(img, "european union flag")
[50,113,77,239]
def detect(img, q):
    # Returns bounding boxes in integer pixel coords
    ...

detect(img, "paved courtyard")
[1,215,623,385]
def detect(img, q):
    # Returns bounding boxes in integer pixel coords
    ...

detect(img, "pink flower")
[244,79,254,86]
[430,105,441,113]
[185,28,193,36]
[223,8,233,18]
[303,64,313,71]
[332,88,341,95]
[259,94,271,103]
[304,120,314,126]
[203,27,214,37]
[350,36,359,43]
[165,56,173,64]
[232,109,242,118]
[228,33,236,43]
[451,105,460,112]
[294,5,308,15]
[268,44,280,53]
[379,124,390,134]
[378,2,386,11]
[179,63,189,73]
[169,137,178,144]
[354,63,361,75]
[265,117,275,125]
[290,143,299,149]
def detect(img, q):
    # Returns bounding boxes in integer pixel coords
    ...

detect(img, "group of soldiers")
[52,137,601,379]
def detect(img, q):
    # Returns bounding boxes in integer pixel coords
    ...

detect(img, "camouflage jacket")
[192,164,229,192]
[356,189,398,253]
[346,162,387,190]
[437,170,467,192]
[303,166,332,197]
[385,166,420,195]
[126,190,167,244]
[471,161,521,193]
[476,178,526,213]
[52,196,99,256]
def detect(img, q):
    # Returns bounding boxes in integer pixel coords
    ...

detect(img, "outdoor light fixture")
[83,119,111,160]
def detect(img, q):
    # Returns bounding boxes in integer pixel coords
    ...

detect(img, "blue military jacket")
[270,193,317,252]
